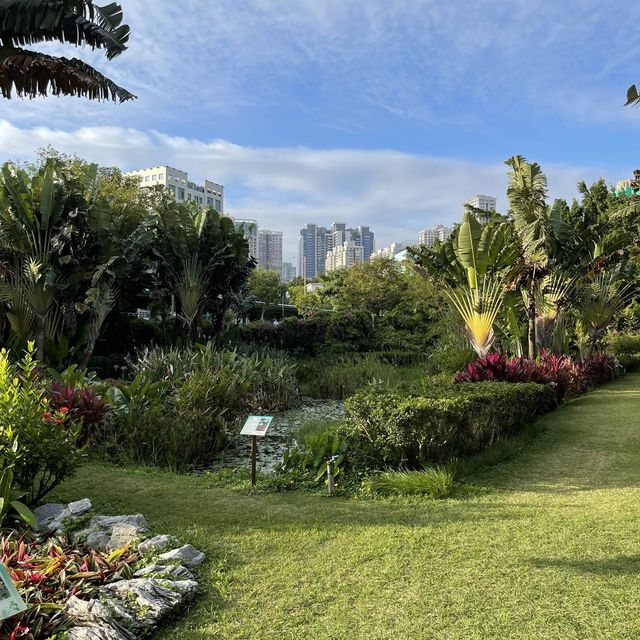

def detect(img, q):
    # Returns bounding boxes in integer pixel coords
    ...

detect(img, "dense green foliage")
[103,344,300,469]
[342,383,556,468]
[0,344,82,507]
[0,153,254,369]
[363,467,455,498]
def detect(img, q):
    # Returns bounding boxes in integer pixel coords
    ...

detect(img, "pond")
[194,398,346,473]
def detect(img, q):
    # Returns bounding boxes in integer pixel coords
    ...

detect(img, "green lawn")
[57,374,640,639]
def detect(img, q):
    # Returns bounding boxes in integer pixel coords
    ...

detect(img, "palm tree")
[0,0,134,102]
[505,155,552,359]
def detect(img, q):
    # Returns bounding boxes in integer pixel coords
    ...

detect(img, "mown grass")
[55,374,640,639]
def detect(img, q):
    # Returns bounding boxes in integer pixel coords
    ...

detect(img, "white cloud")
[0,121,626,264]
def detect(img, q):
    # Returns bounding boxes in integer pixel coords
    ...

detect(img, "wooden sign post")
[241,416,274,487]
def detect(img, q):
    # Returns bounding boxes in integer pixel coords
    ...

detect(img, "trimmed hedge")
[342,382,556,468]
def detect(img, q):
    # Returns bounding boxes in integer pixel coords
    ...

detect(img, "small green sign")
[0,562,26,621]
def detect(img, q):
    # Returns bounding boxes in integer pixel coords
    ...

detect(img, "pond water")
[194,399,345,473]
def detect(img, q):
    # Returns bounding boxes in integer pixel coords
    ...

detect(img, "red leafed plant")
[47,382,109,445]
[0,531,138,640]
[455,351,618,401]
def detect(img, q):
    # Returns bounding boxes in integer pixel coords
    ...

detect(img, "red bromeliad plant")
[0,531,138,640]
[47,382,109,445]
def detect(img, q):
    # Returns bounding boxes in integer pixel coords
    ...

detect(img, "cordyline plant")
[0,0,135,102]
[0,531,138,639]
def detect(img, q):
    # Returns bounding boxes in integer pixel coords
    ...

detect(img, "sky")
[1,0,640,265]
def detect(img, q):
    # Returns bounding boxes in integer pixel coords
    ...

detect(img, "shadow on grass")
[529,555,640,576]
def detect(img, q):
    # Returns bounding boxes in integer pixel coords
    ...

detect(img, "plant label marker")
[241,416,273,487]
[0,563,26,622]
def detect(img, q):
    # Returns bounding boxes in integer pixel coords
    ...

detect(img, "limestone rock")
[68,498,93,516]
[66,596,135,640]
[101,578,197,629]
[90,514,149,533]
[158,544,205,567]
[138,534,179,555]
[34,503,65,531]
[85,531,111,550]
[134,563,194,580]
[108,524,142,549]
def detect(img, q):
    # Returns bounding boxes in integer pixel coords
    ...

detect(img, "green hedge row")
[341,382,556,468]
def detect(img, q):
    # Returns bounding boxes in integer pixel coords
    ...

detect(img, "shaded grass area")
[55,374,640,639]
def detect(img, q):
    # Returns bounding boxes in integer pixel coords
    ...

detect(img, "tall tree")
[0,0,134,102]
[505,155,552,359]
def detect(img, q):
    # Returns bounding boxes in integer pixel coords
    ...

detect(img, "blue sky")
[0,0,639,260]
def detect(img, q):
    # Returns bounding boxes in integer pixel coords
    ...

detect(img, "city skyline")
[0,2,633,267]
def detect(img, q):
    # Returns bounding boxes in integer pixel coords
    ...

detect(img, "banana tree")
[0,0,134,102]
[505,155,553,359]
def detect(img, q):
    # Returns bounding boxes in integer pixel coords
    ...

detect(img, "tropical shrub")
[363,467,455,498]
[103,345,300,469]
[454,352,618,400]
[281,430,347,485]
[342,383,556,469]
[0,345,82,505]
[47,382,109,446]
[609,334,640,371]
[0,531,138,640]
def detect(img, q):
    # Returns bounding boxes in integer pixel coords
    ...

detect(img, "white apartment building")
[325,241,365,272]
[124,165,224,212]
[372,242,407,259]
[418,225,453,247]
[232,218,259,259]
[258,230,283,274]
[465,194,496,215]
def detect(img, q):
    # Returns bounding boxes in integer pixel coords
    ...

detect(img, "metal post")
[251,435,257,487]
[327,457,335,495]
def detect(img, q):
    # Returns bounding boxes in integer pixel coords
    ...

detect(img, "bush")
[103,345,300,470]
[0,531,138,639]
[363,467,455,498]
[454,351,619,400]
[342,382,556,469]
[609,334,640,371]
[0,345,82,505]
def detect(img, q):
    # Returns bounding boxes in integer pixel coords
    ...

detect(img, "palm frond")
[0,0,130,60]
[0,46,135,101]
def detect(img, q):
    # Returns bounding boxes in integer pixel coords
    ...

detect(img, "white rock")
[90,514,149,533]
[68,498,93,516]
[158,544,205,567]
[134,563,194,580]
[66,596,135,640]
[138,534,179,555]
[108,524,142,549]
[101,578,197,628]
[86,531,111,550]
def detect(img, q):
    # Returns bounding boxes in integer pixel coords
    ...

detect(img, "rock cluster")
[34,499,205,640]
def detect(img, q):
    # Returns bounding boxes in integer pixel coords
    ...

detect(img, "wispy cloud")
[0,121,622,260]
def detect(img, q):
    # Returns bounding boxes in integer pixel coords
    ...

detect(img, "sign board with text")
[0,563,26,622]
[240,415,273,437]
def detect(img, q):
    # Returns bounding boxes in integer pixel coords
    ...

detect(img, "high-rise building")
[124,165,224,211]
[465,194,496,221]
[418,225,453,247]
[298,223,330,280]
[372,242,407,259]
[325,241,365,272]
[282,262,297,283]
[257,230,283,274]
[232,218,259,259]
[353,226,375,261]
[299,222,375,278]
